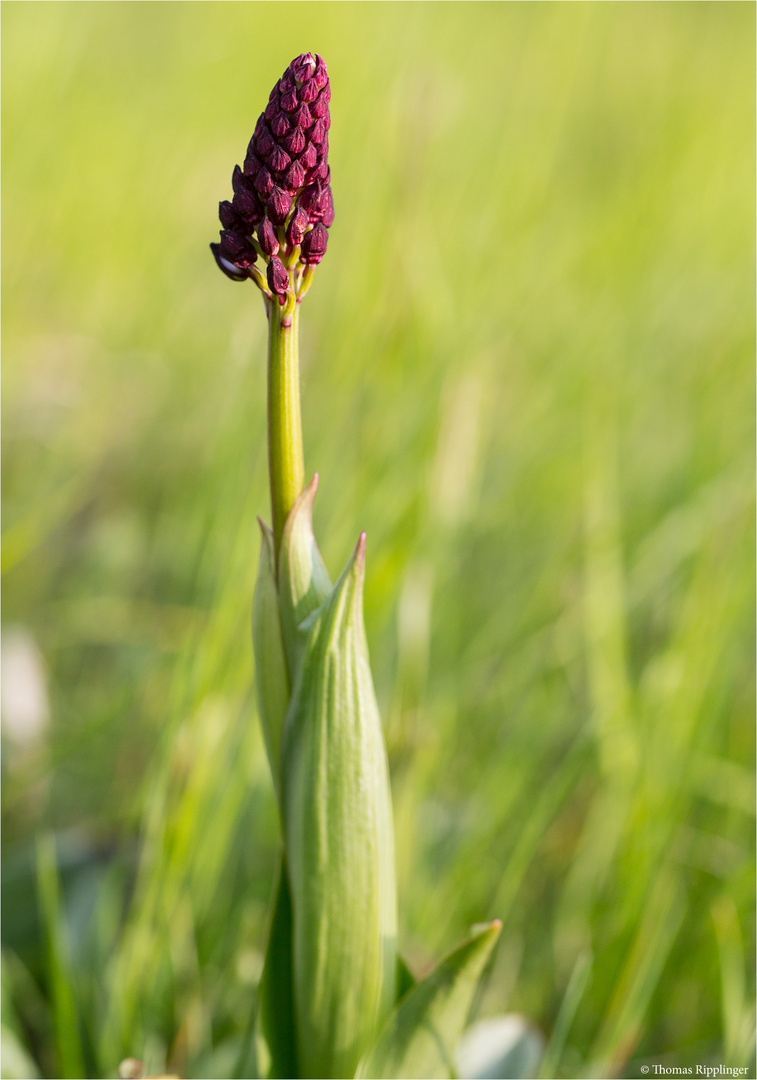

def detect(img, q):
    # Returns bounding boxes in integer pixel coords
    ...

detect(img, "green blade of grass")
[36,834,86,1080]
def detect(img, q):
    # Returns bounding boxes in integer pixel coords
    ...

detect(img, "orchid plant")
[210,53,503,1080]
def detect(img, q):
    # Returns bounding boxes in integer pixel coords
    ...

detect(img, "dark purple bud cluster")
[211,53,334,299]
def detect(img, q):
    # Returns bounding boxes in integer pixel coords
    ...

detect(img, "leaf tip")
[345,531,367,586]
[283,474,320,538]
[471,919,502,941]
[304,471,319,501]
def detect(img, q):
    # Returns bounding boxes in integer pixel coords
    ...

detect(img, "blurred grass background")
[1,2,754,1078]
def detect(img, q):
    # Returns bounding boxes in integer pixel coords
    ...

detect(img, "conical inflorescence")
[211,53,334,304]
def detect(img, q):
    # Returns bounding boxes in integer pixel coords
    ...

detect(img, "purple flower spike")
[212,52,333,289]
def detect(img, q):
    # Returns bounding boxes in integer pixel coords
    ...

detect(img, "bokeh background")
[2,3,754,1078]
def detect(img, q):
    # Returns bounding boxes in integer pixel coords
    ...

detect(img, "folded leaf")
[283,534,397,1080]
[356,921,502,1080]
[257,857,298,1080]
[252,520,290,796]
[277,474,331,676]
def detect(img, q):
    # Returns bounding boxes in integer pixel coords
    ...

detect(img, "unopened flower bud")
[211,242,248,281]
[211,229,257,281]
[231,164,246,193]
[320,187,335,228]
[298,143,317,171]
[271,112,290,139]
[233,185,263,227]
[284,160,306,192]
[312,55,328,91]
[219,200,241,231]
[244,145,263,178]
[267,256,289,298]
[220,229,257,268]
[287,206,309,247]
[311,91,330,120]
[258,218,279,257]
[256,126,275,159]
[280,88,298,112]
[301,223,328,264]
[309,159,329,184]
[269,145,291,173]
[293,103,313,130]
[299,78,320,104]
[282,127,306,155]
[254,167,274,198]
[291,52,316,86]
[267,186,292,224]
[296,183,319,219]
[298,181,332,224]
[310,119,327,146]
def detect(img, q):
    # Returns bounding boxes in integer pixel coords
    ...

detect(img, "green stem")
[267,289,305,561]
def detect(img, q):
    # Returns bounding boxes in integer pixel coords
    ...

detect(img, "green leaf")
[277,474,331,676]
[2,953,40,1080]
[283,534,397,1080]
[256,857,298,1080]
[36,835,86,1080]
[252,521,290,796]
[356,921,502,1080]
[397,954,417,1003]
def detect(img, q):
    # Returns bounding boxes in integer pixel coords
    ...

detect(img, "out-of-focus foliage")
[2,3,754,1078]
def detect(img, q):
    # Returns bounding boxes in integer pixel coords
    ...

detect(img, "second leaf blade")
[282,535,397,1080]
